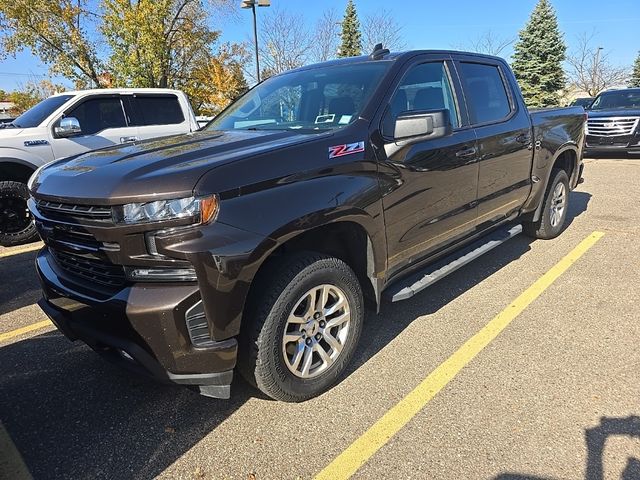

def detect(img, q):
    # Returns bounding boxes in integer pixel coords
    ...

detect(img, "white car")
[0,88,199,245]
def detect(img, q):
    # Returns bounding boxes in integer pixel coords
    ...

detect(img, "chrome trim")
[586,117,640,137]
[185,300,217,348]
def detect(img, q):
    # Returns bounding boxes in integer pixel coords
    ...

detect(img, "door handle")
[120,136,139,143]
[455,146,477,159]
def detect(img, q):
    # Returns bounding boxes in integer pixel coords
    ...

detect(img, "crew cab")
[29,48,586,402]
[0,88,199,246]
[585,87,640,156]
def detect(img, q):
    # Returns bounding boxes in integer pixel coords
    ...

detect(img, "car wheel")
[0,181,39,247]
[523,169,570,240]
[239,252,363,402]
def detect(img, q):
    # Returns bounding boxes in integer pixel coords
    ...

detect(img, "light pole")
[241,0,270,83]
[593,46,603,95]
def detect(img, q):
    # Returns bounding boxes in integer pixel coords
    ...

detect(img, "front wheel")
[239,253,363,402]
[0,181,39,247]
[523,169,570,240]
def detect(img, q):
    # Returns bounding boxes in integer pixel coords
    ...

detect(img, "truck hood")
[587,109,640,118]
[31,129,322,204]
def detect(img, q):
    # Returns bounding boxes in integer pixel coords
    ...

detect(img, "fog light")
[125,267,197,282]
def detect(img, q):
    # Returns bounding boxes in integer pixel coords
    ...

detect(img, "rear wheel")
[239,253,363,402]
[523,169,570,240]
[0,181,39,247]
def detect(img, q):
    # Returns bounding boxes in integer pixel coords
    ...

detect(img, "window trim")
[454,59,517,128]
[52,94,129,138]
[379,59,463,141]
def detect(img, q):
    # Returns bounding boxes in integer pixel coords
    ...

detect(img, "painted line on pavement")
[314,231,605,480]
[0,320,53,343]
[0,243,42,259]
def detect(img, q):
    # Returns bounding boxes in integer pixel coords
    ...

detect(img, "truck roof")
[52,88,186,97]
[285,49,507,75]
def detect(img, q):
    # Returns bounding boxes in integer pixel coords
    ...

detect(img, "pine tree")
[512,0,567,107]
[630,51,640,87]
[338,0,362,58]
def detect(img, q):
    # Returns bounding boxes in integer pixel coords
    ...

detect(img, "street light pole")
[241,0,270,84]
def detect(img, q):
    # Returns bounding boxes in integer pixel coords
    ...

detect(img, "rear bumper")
[36,248,237,398]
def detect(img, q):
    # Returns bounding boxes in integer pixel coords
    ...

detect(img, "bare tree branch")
[311,8,340,62]
[361,9,405,53]
[454,30,514,56]
[566,31,629,97]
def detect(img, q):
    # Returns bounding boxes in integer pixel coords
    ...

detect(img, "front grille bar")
[587,117,640,137]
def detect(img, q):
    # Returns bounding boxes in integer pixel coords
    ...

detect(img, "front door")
[377,58,479,276]
[51,95,135,159]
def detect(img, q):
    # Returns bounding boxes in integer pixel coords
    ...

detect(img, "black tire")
[0,181,39,247]
[523,169,570,240]
[239,252,364,402]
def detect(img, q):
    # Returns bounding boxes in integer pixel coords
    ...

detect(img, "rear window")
[459,62,511,124]
[127,95,185,126]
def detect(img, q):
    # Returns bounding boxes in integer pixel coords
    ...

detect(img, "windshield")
[590,90,640,110]
[11,94,75,128]
[208,62,391,132]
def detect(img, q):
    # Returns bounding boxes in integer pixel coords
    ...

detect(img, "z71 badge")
[328,141,365,159]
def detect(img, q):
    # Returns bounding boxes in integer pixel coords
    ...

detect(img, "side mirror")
[394,109,452,141]
[55,117,82,138]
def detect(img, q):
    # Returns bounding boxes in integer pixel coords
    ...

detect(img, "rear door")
[50,95,134,159]
[122,93,192,141]
[454,57,533,230]
[378,55,480,276]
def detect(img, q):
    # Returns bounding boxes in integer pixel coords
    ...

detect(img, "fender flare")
[531,142,579,222]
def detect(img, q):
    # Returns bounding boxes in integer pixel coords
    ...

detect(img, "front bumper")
[585,133,640,154]
[36,248,237,398]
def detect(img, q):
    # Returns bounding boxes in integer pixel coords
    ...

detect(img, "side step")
[384,224,523,302]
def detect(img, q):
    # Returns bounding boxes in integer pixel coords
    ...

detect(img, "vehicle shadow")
[0,249,42,316]
[0,331,256,479]
[0,189,593,479]
[494,415,640,479]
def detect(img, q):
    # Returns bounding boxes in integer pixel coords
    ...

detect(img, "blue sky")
[0,0,637,91]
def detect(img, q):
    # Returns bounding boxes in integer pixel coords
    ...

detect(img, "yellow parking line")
[315,231,605,480]
[0,320,52,343]
[0,243,43,259]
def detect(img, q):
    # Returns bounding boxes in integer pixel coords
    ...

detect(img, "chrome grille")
[36,200,113,222]
[50,250,126,287]
[587,117,640,137]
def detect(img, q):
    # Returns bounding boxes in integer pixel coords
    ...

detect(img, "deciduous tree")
[7,79,66,114]
[511,0,567,107]
[311,8,341,63]
[361,9,405,53]
[0,0,104,87]
[567,32,628,96]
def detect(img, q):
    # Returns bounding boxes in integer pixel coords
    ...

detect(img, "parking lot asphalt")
[0,158,639,480]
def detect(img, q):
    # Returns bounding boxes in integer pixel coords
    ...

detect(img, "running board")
[384,224,523,302]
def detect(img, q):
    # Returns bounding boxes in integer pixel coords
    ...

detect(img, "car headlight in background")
[114,195,219,225]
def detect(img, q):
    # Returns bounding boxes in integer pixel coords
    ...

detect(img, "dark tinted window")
[66,97,126,135]
[13,95,75,128]
[459,62,511,124]
[128,95,184,126]
[590,90,640,110]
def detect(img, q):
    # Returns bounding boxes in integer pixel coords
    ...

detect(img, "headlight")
[114,195,219,225]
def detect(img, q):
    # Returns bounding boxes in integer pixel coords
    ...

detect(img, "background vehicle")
[0,88,199,246]
[569,97,594,108]
[585,88,640,156]
[30,48,585,402]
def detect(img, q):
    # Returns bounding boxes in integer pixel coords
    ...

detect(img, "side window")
[383,61,459,136]
[128,95,185,126]
[66,97,126,136]
[458,62,511,124]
